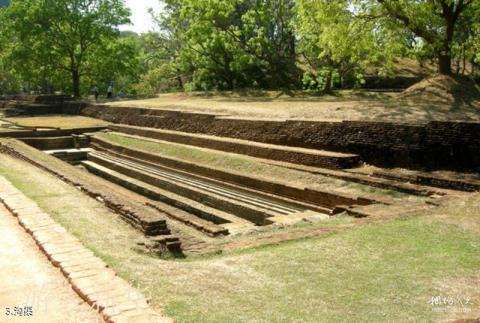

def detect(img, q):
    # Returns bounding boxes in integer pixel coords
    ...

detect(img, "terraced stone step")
[20,134,90,151]
[87,150,328,226]
[82,159,254,236]
[361,169,480,193]
[0,127,107,139]
[82,160,257,235]
[20,136,75,150]
[258,159,453,196]
[90,136,376,208]
[109,124,361,169]
[87,152,302,222]
[3,102,63,116]
[93,148,333,212]
[45,148,92,164]
[1,139,172,237]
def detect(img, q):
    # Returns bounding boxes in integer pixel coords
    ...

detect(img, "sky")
[120,0,164,34]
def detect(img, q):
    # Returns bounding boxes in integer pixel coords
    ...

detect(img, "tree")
[296,0,407,92]
[157,0,300,91]
[375,0,478,75]
[82,33,141,95]
[3,0,130,97]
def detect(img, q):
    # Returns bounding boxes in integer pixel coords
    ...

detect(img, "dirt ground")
[0,204,102,323]
[107,90,480,122]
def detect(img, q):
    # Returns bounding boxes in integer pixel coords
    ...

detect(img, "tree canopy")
[2,0,134,97]
[1,0,479,96]
[374,0,478,75]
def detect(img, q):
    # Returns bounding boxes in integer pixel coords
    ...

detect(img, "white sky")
[120,0,164,34]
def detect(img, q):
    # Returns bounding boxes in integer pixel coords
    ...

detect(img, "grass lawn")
[0,154,478,322]
[96,132,422,202]
[6,115,109,129]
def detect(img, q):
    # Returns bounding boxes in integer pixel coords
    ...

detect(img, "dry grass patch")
[399,74,480,106]
[431,272,480,322]
[6,115,109,129]
[108,88,480,122]
[424,193,480,234]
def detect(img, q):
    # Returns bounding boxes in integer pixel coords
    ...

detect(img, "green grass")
[97,132,418,201]
[0,154,479,322]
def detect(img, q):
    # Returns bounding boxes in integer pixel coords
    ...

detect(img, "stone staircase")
[83,150,333,232]
[109,124,362,169]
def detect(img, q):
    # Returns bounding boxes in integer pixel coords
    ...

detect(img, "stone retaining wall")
[90,136,379,208]
[0,127,106,138]
[82,105,480,171]
[109,124,361,169]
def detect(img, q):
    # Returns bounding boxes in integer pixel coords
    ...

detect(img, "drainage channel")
[86,150,329,227]
[91,151,303,216]
[21,136,331,234]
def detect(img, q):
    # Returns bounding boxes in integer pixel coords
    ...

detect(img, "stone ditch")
[0,140,182,254]
[85,149,333,226]
[90,136,378,209]
[1,96,479,255]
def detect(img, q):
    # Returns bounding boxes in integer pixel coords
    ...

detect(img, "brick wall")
[79,105,480,171]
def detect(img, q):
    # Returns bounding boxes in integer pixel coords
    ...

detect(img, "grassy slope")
[96,132,421,201]
[0,154,479,322]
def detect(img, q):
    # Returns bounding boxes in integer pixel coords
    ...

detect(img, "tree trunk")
[176,69,183,89]
[437,12,456,76]
[72,70,81,98]
[438,54,452,75]
[324,69,333,93]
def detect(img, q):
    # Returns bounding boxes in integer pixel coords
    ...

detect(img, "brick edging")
[0,176,173,323]
[0,140,176,238]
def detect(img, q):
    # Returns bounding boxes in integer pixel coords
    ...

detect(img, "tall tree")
[375,0,478,75]
[157,0,299,90]
[296,0,407,91]
[3,0,130,97]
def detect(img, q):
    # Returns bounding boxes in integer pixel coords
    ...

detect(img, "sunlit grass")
[0,154,478,322]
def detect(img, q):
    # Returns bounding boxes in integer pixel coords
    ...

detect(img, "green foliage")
[372,0,480,75]
[158,0,300,91]
[2,0,480,95]
[83,33,141,95]
[296,0,410,92]
[2,0,133,97]
[135,62,179,95]
[0,66,20,94]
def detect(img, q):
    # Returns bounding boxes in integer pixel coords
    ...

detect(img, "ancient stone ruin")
[1,95,479,255]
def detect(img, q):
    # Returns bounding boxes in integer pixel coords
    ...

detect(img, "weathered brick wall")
[80,105,480,171]
[0,95,81,116]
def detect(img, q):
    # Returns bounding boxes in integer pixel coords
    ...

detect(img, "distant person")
[107,84,113,99]
[93,86,99,101]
